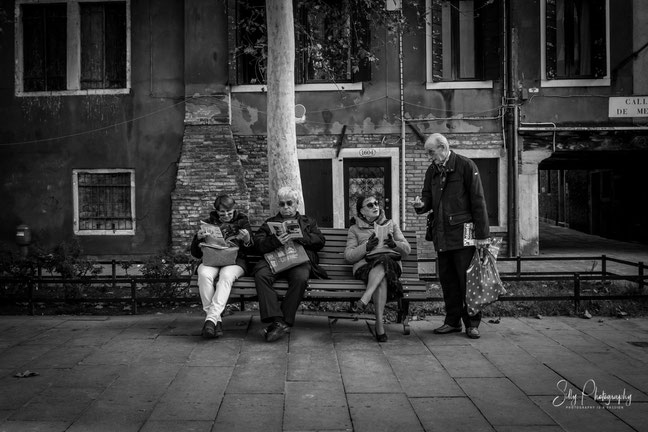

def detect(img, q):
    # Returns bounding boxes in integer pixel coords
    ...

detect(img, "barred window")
[73,169,135,235]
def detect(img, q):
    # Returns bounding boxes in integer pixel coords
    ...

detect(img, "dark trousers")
[437,247,481,328]
[253,260,311,326]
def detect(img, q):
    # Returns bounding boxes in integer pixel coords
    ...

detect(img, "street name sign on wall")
[609,96,648,117]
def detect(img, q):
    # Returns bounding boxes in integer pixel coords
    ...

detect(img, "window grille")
[73,170,135,235]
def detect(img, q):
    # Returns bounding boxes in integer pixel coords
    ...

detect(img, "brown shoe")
[433,324,462,334]
[466,327,481,339]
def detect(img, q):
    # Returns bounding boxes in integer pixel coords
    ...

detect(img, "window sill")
[230,83,363,93]
[426,80,493,90]
[541,78,610,88]
[16,88,131,97]
[74,230,135,236]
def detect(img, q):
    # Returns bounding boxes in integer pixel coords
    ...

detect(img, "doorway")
[343,158,392,227]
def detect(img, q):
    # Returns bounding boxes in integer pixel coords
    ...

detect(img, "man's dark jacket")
[254,212,329,279]
[416,151,490,252]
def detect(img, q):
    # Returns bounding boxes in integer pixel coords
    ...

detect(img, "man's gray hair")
[424,133,450,150]
[277,186,300,203]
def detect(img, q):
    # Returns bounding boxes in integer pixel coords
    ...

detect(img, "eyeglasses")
[364,201,379,209]
[279,200,294,207]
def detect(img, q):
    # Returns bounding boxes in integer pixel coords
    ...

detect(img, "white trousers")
[197,263,244,323]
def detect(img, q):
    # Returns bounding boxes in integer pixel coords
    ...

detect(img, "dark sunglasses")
[364,201,379,209]
[279,200,294,207]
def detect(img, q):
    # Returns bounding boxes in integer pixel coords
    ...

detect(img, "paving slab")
[214,394,284,432]
[9,387,101,421]
[134,335,198,364]
[338,350,402,393]
[383,353,464,397]
[139,419,213,432]
[347,393,424,432]
[27,345,94,369]
[456,377,557,427]
[80,338,155,365]
[189,339,243,367]
[0,344,55,369]
[149,365,233,421]
[409,397,495,432]
[226,351,287,394]
[0,374,50,410]
[0,420,71,432]
[284,381,351,431]
[482,348,566,396]
[287,348,341,382]
[429,345,504,378]
[531,395,637,432]
[45,364,123,388]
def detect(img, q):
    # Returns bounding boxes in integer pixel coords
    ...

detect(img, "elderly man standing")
[413,133,490,339]
[253,186,328,342]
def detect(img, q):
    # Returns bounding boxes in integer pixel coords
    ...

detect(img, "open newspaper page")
[200,221,229,249]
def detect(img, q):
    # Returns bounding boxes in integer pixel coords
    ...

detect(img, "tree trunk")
[266,0,304,214]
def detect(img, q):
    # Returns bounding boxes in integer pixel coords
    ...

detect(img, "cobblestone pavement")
[1,311,647,432]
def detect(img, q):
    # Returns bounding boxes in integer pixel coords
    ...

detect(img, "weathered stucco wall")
[0,0,185,257]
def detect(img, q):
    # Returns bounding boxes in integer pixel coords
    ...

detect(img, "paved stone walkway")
[1,311,647,432]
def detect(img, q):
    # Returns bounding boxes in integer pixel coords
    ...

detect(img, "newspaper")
[267,220,303,240]
[463,222,475,246]
[200,221,238,249]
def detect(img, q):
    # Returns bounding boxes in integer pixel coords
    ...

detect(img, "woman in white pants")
[190,195,253,338]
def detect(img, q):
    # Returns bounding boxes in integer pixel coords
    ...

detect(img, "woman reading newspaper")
[344,195,411,342]
[190,195,254,338]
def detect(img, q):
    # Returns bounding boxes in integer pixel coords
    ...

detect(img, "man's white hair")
[424,133,449,150]
[277,186,300,203]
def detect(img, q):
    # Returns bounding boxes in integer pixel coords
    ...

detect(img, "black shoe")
[351,299,367,313]
[215,321,223,337]
[433,324,462,334]
[375,332,388,342]
[201,321,217,338]
[466,327,481,339]
[265,321,289,342]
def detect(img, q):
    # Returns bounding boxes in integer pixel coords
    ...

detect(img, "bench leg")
[398,298,411,335]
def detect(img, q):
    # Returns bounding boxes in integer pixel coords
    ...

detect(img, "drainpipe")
[399,6,406,229]
[505,0,520,257]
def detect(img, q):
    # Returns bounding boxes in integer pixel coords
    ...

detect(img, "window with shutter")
[542,0,609,87]
[426,0,499,89]
[232,0,370,87]
[16,0,130,96]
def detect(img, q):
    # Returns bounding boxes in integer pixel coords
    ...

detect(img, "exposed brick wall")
[171,125,249,253]
[171,127,504,255]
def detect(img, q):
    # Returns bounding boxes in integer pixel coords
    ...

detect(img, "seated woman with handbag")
[190,195,253,339]
[253,186,328,342]
[344,195,411,342]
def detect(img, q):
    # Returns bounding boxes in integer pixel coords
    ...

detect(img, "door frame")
[298,147,400,228]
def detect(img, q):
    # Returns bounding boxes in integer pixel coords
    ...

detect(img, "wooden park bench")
[190,227,427,334]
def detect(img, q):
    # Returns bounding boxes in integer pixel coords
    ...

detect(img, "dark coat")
[190,210,254,274]
[254,212,329,279]
[416,151,490,252]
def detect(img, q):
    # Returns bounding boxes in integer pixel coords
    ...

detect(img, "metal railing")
[1,255,647,315]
